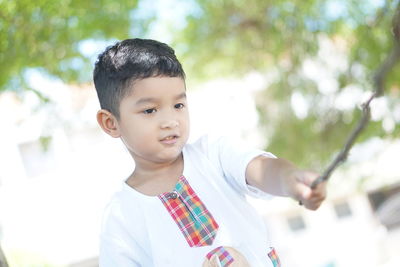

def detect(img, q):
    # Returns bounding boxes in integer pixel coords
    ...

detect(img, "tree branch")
[0,245,8,267]
[310,2,400,189]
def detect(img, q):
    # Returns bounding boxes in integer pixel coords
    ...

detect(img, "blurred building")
[254,183,400,267]
[0,76,399,267]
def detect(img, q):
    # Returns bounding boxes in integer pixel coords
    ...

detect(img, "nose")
[160,117,179,129]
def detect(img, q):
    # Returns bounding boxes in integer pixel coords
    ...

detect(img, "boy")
[94,38,326,267]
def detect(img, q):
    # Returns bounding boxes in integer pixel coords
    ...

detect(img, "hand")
[202,247,250,267]
[286,170,327,210]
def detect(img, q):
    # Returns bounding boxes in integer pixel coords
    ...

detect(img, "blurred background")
[0,0,399,266]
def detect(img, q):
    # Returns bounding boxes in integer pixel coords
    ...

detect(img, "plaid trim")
[159,176,219,247]
[206,246,234,266]
[268,247,281,267]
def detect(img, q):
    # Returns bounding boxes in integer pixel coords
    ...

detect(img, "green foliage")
[0,0,398,169]
[0,0,143,92]
[175,0,324,80]
[173,0,400,168]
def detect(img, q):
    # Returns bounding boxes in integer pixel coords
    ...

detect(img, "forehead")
[128,76,186,98]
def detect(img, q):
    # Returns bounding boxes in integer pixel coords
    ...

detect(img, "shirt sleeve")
[99,197,146,267]
[100,234,141,267]
[203,135,276,199]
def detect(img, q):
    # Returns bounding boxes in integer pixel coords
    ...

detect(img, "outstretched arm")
[245,155,327,210]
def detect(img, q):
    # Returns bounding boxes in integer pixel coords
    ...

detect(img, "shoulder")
[184,134,231,155]
[185,134,267,159]
[101,187,144,236]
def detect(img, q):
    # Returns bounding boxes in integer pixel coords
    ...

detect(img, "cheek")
[131,127,154,141]
[181,111,190,127]
[121,122,154,144]
[127,133,156,155]
[185,118,190,133]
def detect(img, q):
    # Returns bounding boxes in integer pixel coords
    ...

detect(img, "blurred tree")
[1,0,398,170]
[0,2,148,262]
[174,0,400,168]
[0,0,147,94]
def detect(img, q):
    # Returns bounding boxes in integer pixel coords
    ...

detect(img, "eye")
[174,103,185,109]
[143,108,156,114]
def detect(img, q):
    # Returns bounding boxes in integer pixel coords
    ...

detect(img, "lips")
[160,134,179,144]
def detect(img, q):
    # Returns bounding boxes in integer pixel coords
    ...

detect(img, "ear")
[96,109,121,138]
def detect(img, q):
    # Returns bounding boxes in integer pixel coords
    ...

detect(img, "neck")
[127,153,184,195]
[132,153,184,180]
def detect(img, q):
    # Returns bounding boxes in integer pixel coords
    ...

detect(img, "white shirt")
[100,135,277,267]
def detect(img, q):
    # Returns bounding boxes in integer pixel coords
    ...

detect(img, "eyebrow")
[135,92,187,105]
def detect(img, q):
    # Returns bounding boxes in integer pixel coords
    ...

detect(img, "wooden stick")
[310,3,400,189]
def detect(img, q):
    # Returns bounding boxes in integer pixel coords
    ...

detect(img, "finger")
[296,171,319,186]
[306,202,321,211]
[303,194,326,210]
[294,182,313,204]
[306,190,326,204]
[210,255,222,267]
[302,198,322,210]
[310,182,327,199]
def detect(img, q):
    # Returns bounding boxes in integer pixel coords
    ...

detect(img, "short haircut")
[93,38,185,119]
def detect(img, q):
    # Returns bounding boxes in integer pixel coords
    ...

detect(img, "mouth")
[160,135,179,144]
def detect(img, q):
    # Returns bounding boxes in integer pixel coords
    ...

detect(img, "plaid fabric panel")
[268,247,281,267]
[159,176,219,247]
[206,246,234,266]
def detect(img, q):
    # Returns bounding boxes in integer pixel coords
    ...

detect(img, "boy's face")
[116,76,190,165]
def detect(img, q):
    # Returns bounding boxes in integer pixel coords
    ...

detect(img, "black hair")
[93,38,185,119]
